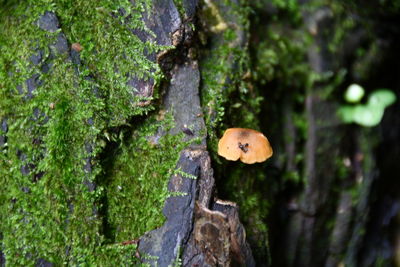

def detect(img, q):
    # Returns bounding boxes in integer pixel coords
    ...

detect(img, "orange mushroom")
[218,128,273,164]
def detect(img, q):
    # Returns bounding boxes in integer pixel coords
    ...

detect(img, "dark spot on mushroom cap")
[238,142,249,153]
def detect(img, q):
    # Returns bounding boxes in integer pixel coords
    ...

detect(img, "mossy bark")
[1,0,400,266]
[0,0,253,266]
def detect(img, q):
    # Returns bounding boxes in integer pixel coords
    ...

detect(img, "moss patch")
[0,0,179,265]
[101,114,191,242]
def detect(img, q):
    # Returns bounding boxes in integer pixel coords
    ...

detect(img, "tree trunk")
[1,0,400,266]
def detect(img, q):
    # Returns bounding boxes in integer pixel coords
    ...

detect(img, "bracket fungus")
[218,128,273,164]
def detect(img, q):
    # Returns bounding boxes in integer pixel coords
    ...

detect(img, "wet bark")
[1,0,255,266]
[2,0,400,266]
[138,1,255,266]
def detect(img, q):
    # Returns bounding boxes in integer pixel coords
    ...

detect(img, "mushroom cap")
[218,128,273,164]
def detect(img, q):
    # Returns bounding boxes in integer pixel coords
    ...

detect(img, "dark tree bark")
[1,0,400,266]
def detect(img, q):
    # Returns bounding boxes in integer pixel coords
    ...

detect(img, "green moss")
[199,0,255,152]
[0,0,178,265]
[102,114,191,242]
[253,29,312,89]
[94,243,145,266]
[54,0,165,127]
[173,0,185,19]
[225,165,271,231]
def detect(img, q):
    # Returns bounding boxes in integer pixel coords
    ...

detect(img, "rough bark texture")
[138,2,255,265]
[1,0,400,266]
[1,0,255,266]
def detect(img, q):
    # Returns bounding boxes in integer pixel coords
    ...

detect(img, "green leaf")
[352,105,384,127]
[337,105,355,123]
[368,89,396,108]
